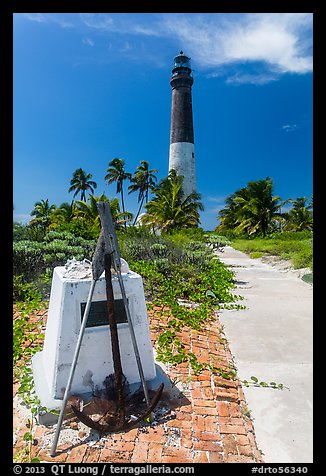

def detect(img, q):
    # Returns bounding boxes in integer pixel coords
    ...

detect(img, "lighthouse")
[168,51,196,198]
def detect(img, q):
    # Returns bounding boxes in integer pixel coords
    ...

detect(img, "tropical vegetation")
[14,165,312,462]
[216,177,312,238]
[68,168,97,201]
[105,158,131,225]
[141,170,204,231]
[128,160,158,225]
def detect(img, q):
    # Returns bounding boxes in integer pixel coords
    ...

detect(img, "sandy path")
[216,246,313,463]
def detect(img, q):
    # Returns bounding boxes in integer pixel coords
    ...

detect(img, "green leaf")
[250,376,258,383]
[23,432,33,441]
[205,289,216,299]
[259,381,269,387]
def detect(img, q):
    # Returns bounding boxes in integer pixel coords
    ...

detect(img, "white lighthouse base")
[169,141,196,198]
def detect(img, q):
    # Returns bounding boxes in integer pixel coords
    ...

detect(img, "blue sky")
[13,13,313,231]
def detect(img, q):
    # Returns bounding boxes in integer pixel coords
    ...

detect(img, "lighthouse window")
[192,152,195,158]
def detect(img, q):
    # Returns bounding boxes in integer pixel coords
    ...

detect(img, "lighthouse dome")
[173,51,191,69]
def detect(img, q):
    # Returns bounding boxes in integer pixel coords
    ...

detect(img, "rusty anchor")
[50,202,163,456]
[70,251,164,433]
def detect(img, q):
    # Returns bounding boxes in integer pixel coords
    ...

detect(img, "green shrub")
[13,241,45,281]
[55,220,100,240]
[13,223,45,242]
[231,232,313,271]
[13,275,42,302]
[13,234,96,284]
[204,233,231,248]
[250,251,264,259]
[291,248,313,270]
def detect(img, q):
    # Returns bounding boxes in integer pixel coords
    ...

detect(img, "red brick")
[176,411,192,421]
[84,448,101,463]
[215,390,239,402]
[103,440,135,452]
[163,446,192,459]
[162,455,193,463]
[37,449,69,462]
[192,415,205,431]
[247,431,257,447]
[220,424,247,435]
[191,388,203,399]
[66,444,88,462]
[131,442,149,463]
[193,451,209,463]
[201,386,214,399]
[229,402,242,417]
[193,398,216,408]
[238,445,254,457]
[138,431,166,444]
[147,442,163,462]
[193,440,223,452]
[204,415,217,432]
[195,406,218,416]
[121,428,139,441]
[193,431,221,442]
[56,443,72,453]
[226,454,255,463]
[217,401,229,417]
[181,437,193,449]
[236,434,251,446]
[209,451,224,463]
[179,404,193,413]
[230,417,246,426]
[166,419,192,429]
[218,416,231,425]
[222,434,237,454]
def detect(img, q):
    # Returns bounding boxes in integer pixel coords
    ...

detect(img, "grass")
[231,231,313,271]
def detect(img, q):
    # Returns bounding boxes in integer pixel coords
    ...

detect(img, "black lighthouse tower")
[168,51,196,197]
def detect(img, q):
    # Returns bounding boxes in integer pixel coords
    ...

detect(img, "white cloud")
[160,13,312,77]
[281,124,298,132]
[23,13,46,23]
[206,195,227,203]
[80,14,115,30]
[226,72,279,85]
[23,13,74,28]
[82,37,95,47]
[24,13,312,83]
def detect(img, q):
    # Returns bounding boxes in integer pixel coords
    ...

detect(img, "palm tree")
[105,158,131,221]
[52,201,78,224]
[68,168,97,201]
[128,160,158,225]
[76,194,133,230]
[285,197,313,231]
[217,178,287,237]
[30,199,56,230]
[217,188,251,233]
[141,169,204,232]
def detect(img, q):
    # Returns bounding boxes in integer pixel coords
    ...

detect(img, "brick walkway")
[13,305,264,464]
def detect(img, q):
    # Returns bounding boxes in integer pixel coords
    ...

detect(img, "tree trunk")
[121,185,127,229]
[133,195,145,226]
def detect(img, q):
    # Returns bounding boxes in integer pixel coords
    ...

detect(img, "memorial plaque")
[80,299,128,328]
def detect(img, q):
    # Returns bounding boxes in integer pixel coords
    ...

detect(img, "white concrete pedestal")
[32,266,157,411]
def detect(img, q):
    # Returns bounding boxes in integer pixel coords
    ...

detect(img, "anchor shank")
[104,252,125,422]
